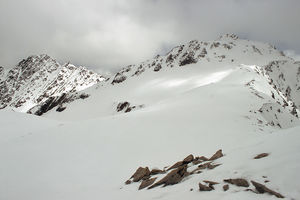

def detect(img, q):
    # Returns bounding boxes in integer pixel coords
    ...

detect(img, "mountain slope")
[0,54,106,112]
[42,34,299,124]
[0,34,300,200]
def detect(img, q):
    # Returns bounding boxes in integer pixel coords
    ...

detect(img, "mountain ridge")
[1,34,299,122]
[0,54,106,112]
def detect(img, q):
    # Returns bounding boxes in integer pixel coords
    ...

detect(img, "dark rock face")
[251,181,284,198]
[224,178,249,187]
[131,167,151,182]
[33,93,67,116]
[149,165,188,189]
[28,92,90,116]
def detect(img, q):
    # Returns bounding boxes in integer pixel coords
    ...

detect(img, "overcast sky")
[0,0,299,73]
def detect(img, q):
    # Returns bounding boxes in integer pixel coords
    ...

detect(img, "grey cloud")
[0,0,299,72]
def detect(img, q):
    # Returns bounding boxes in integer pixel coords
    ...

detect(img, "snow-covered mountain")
[40,34,299,124]
[0,34,300,200]
[0,54,106,113]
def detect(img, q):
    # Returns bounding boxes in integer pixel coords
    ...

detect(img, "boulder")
[139,177,157,190]
[199,183,213,191]
[209,149,223,161]
[251,181,284,198]
[254,153,269,159]
[131,167,151,182]
[148,165,188,189]
[223,184,229,191]
[224,178,249,187]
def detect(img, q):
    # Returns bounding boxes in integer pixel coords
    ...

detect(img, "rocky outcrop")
[27,92,90,115]
[125,150,223,190]
[251,181,284,198]
[124,149,286,199]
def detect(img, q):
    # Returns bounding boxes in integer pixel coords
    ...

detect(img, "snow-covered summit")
[0,54,106,112]
[110,34,287,85]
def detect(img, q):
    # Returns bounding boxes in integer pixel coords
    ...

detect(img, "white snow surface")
[0,35,300,200]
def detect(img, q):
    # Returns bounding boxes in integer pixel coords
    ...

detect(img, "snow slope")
[0,34,300,200]
[0,74,300,199]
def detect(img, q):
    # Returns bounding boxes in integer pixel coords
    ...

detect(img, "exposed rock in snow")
[254,153,269,159]
[139,177,157,190]
[148,165,189,189]
[198,182,213,191]
[224,178,249,187]
[208,149,223,161]
[223,184,229,191]
[130,167,151,182]
[251,181,284,198]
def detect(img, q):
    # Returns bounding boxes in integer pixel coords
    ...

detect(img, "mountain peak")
[0,55,105,111]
